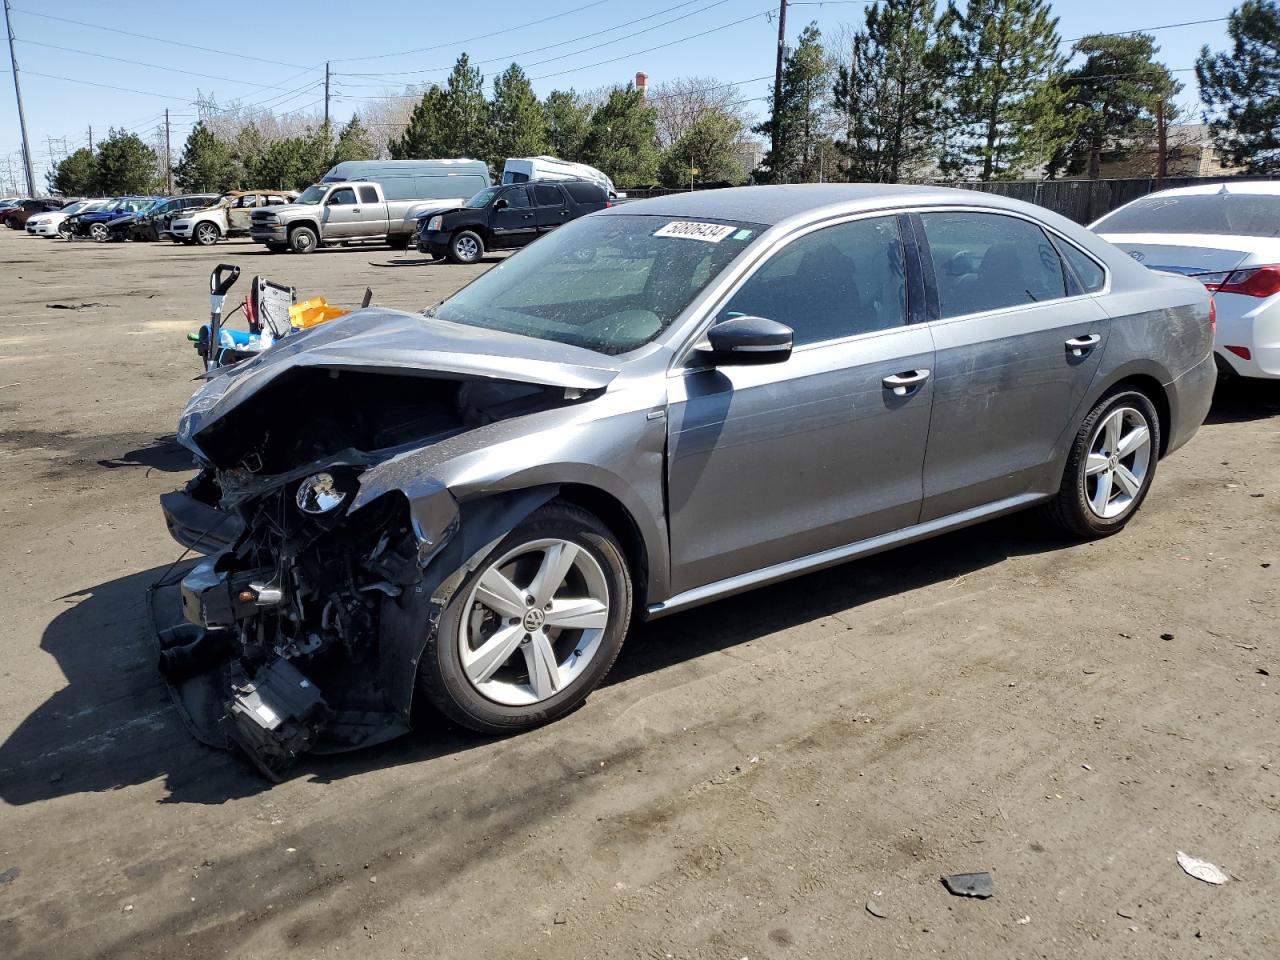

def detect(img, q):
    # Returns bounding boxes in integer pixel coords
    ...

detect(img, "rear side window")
[358,186,378,204]
[503,187,530,208]
[1057,240,1106,293]
[534,185,564,206]
[565,182,605,203]
[920,211,1068,318]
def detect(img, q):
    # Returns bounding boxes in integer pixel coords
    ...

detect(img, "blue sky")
[0,0,1239,192]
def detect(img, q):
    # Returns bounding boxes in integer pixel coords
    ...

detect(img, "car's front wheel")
[289,225,318,254]
[89,223,109,242]
[416,502,632,733]
[1045,387,1161,538]
[448,230,484,264]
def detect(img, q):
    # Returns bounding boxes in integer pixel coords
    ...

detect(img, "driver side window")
[328,188,356,206]
[720,216,907,347]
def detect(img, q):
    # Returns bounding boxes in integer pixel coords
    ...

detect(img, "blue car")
[67,196,158,242]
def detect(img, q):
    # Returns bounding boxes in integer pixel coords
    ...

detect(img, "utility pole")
[771,0,787,181]
[1156,98,1168,187]
[324,61,331,128]
[88,125,93,152]
[3,0,36,196]
[164,108,173,194]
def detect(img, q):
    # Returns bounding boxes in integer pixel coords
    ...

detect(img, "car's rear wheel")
[416,502,632,733]
[89,222,109,242]
[194,222,220,246]
[1044,388,1161,538]
[448,230,484,264]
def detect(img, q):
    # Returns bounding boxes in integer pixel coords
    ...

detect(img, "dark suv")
[417,180,610,263]
[4,198,68,229]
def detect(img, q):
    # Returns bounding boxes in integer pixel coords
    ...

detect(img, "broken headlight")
[295,472,348,515]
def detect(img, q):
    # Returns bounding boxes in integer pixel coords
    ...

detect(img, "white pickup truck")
[249,180,470,253]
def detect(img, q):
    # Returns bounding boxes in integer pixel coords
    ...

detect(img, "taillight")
[605,201,613,208]
[1202,264,1280,298]
[1208,297,1216,328]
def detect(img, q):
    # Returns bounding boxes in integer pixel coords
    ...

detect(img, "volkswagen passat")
[161,185,1215,777]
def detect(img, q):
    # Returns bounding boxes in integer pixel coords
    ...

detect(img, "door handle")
[352,208,360,213]
[882,369,931,396]
[1065,334,1101,357]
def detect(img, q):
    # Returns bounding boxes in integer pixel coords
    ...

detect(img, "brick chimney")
[635,71,648,97]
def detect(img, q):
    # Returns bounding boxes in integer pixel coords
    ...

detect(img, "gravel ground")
[0,227,1277,960]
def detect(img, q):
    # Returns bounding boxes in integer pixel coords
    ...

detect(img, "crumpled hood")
[177,307,619,454]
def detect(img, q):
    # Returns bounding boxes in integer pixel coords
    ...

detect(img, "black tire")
[5,216,18,230]
[1043,387,1162,539]
[416,501,633,734]
[89,222,109,242]
[289,225,318,254]
[448,230,484,264]
[194,221,220,246]
[57,223,72,239]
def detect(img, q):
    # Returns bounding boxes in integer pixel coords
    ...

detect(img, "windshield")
[431,213,763,355]
[60,201,88,214]
[295,185,326,205]
[463,186,502,209]
[1096,192,1280,238]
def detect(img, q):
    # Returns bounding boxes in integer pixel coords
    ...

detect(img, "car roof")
[1125,181,1280,199]
[598,183,1057,227]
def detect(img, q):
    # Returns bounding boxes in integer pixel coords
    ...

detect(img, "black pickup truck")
[416,179,610,264]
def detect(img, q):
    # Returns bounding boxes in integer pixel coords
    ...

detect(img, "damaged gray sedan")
[160,184,1216,778]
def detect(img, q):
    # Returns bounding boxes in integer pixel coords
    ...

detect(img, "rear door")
[665,214,935,594]
[915,209,1110,520]
[353,184,388,238]
[490,187,537,247]
[533,184,570,235]
[227,195,260,233]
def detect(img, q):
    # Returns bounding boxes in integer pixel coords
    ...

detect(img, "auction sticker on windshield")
[653,221,738,242]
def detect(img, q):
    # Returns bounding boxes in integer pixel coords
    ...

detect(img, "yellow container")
[289,297,350,329]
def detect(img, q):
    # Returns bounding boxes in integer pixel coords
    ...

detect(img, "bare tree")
[650,75,757,150]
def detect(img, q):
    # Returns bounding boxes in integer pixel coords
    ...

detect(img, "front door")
[490,187,537,248]
[665,214,935,595]
[914,210,1110,519]
[322,187,362,239]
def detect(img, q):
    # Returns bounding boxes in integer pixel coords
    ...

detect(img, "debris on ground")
[865,899,887,918]
[1160,633,1175,641]
[46,302,112,310]
[941,872,994,898]
[0,867,17,885]
[1016,915,1031,925]
[1177,851,1230,885]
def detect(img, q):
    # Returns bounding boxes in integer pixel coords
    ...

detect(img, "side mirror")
[493,197,509,210]
[699,315,793,366]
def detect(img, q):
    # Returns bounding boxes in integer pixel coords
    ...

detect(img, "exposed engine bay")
[156,361,585,779]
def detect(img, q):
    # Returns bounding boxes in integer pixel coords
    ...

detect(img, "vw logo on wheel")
[522,608,546,632]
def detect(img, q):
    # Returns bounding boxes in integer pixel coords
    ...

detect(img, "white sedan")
[25,199,106,238]
[1093,181,1280,379]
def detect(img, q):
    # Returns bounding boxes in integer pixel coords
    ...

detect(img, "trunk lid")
[1097,232,1280,277]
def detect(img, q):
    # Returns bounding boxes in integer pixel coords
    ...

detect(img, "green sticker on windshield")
[732,228,753,241]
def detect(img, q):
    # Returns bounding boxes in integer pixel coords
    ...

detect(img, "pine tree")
[1197,0,1280,172]
[439,53,490,159]
[946,0,1068,179]
[757,22,831,183]
[489,64,548,167]
[332,114,378,165]
[390,87,448,159]
[580,87,660,186]
[174,121,239,192]
[1051,33,1181,179]
[47,148,97,196]
[832,1,948,183]
[544,89,592,158]
[95,129,160,194]
[658,108,746,186]
[234,122,268,185]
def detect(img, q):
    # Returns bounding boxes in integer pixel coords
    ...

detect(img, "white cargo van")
[501,156,621,198]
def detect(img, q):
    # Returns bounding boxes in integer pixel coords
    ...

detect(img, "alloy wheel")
[456,235,480,261]
[459,538,610,706]
[90,223,108,242]
[196,223,218,245]
[1084,405,1153,519]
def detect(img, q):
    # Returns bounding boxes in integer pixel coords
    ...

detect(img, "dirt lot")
[0,226,1278,960]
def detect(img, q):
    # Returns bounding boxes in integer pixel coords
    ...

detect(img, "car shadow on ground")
[97,434,193,472]
[1205,376,1280,424]
[0,510,1075,807]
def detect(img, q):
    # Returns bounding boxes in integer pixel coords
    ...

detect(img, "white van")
[320,158,491,204]
[501,156,621,198]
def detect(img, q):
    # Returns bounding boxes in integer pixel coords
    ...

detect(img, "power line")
[1063,17,1230,45]
[9,6,310,68]
[330,0,613,63]
[341,0,721,79]
[16,38,320,92]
